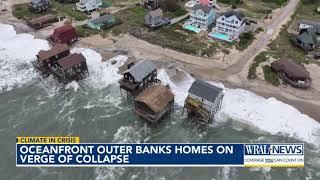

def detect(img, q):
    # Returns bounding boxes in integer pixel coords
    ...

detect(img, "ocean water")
[0,24,320,180]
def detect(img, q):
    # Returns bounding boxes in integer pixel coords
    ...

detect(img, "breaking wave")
[0,23,50,92]
[71,47,127,89]
[158,68,320,147]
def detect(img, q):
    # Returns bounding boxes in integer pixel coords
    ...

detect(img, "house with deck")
[134,85,174,122]
[119,60,160,96]
[32,43,70,77]
[76,0,102,12]
[51,53,89,83]
[183,3,215,33]
[209,10,246,42]
[183,80,224,122]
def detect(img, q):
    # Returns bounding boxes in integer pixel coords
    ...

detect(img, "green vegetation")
[49,0,87,21]
[164,7,188,18]
[12,4,48,19]
[139,25,221,56]
[107,6,146,35]
[248,51,268,79]
[236,31,255,50]
[263,65,280,86]
[12,1,87,21]
[218,0,288,19]
[75,25,99,37]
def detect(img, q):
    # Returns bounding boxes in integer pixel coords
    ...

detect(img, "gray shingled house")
[295,28,319,51]
[183,80,224,122]
[29,0,49,12]
[144,8,165,28]
[119,60,160,96]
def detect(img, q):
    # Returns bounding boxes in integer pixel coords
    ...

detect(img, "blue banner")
[16,143,304,167]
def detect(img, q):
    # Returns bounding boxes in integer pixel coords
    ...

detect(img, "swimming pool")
[209,32,233,42]
[183,25,201,33]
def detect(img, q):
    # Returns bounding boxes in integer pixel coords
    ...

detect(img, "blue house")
[183,3,215,33]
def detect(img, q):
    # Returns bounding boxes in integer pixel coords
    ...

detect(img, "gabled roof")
[135,85,174,113]
[57,53,86,70]
[192,3,213,14]
[149,8,163,17]
[297,28,318,44]
[188,80,223,103]
[37,43,70,61]
[123,60,157,82]
[222,10,245,21]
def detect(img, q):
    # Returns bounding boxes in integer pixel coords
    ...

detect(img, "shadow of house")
[271,58,311,89]
[134,85,174,123]
[183,80,224,123]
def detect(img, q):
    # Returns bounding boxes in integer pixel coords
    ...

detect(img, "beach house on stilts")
[134,85,174,122]
[32,43,70,78]
[119,60,160,96]
[183,80,224,122]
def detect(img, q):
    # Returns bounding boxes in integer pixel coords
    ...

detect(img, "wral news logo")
[244,144,304,167]
[244,144,304,155]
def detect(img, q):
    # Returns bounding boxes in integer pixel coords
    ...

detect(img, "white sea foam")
[65,81,79,92]
[158,69,320,147]
[71,47,127,89]
[0,23,50,92]
[158,69,193,106]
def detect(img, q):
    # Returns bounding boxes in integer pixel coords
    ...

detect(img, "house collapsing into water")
[134,85,174,122]
[183,80,224,122]
[119,60,160,96]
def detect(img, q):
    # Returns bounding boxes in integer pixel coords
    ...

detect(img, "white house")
[183,80,224,122]
[76,0,102,12]
[298,20,320,33]
[209,10,246,42]
[183,3,215,33]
